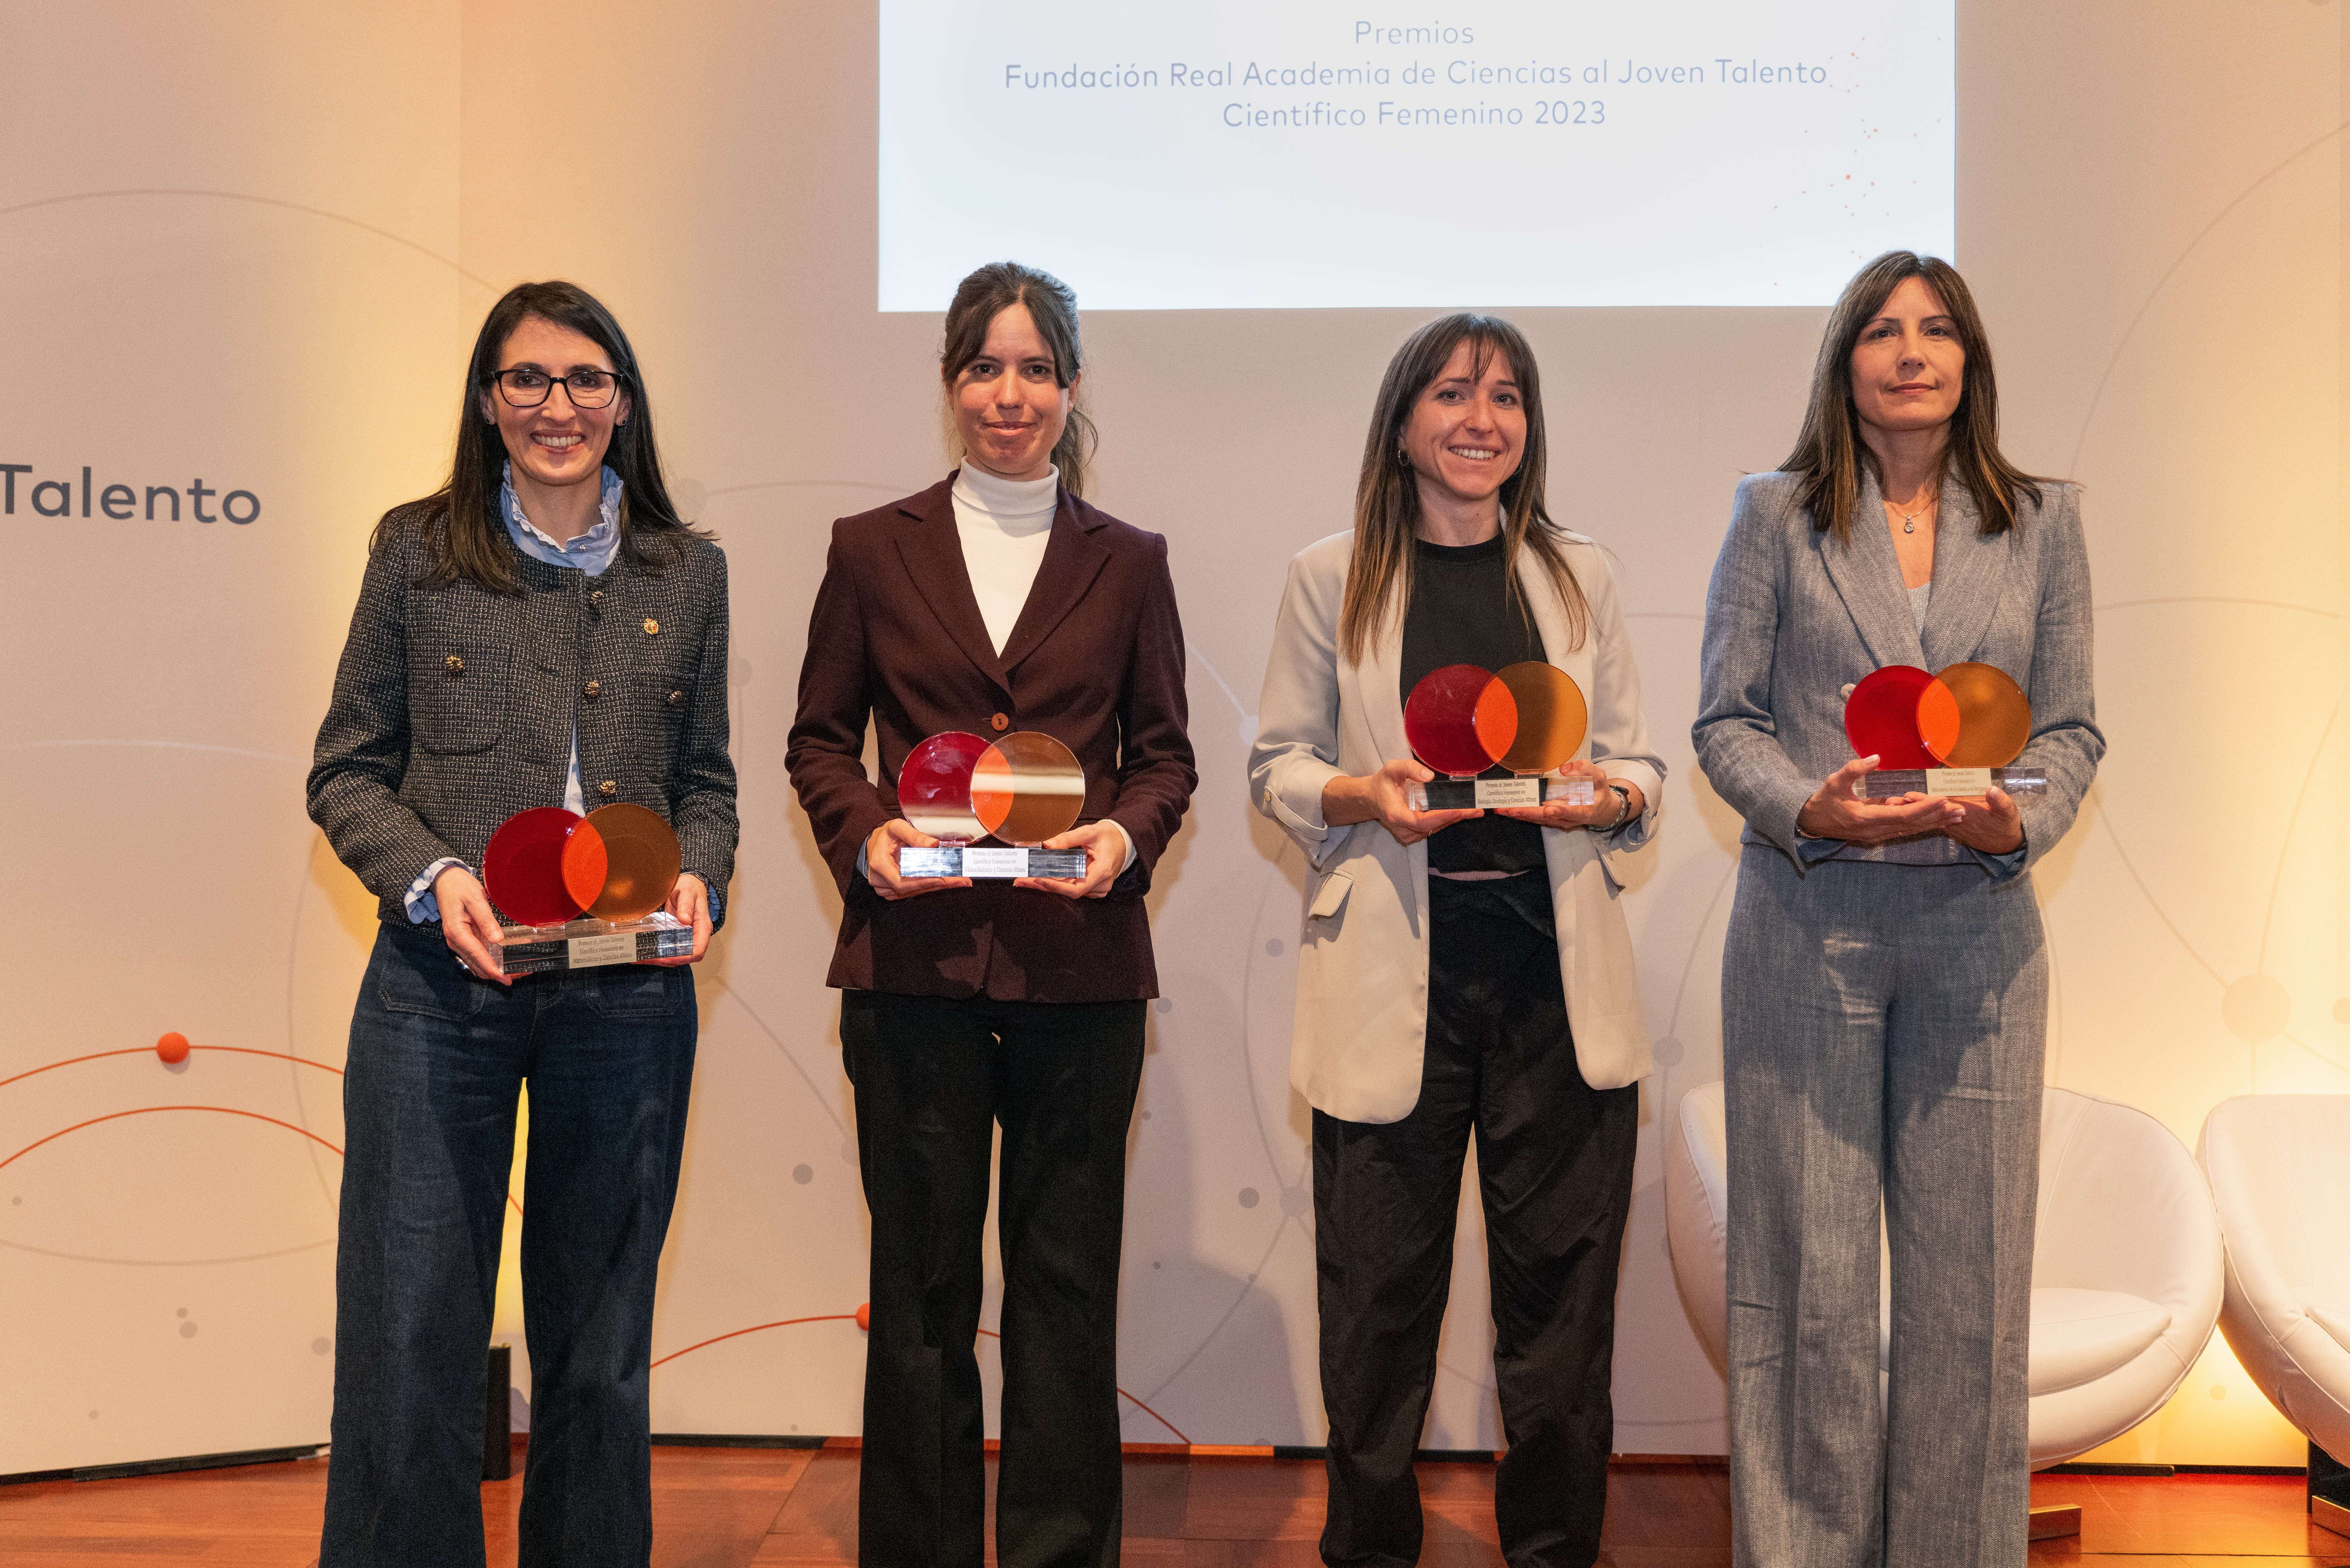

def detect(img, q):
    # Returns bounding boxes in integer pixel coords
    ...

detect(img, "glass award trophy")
[1847,662,2049,799]
[894,730,1091,880]
[1403,661,1599,811]
[482,802,694,974]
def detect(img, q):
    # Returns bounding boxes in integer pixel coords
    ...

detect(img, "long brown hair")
[940,261,1097,499]
[1784,251,2048,544]
[371,280,697,593]
[1338,313,1588,667]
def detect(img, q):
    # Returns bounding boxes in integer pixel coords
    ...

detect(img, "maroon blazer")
[786,476,1196,1002]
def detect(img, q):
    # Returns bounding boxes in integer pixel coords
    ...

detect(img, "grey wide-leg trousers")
[1722,847,2046,1568]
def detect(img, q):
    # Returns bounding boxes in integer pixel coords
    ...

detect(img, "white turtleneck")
[951,460,1060,652]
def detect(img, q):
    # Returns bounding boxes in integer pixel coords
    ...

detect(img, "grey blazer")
[1691,469,2102,875]
[1251,528,1665,1122]
[308,512,739,929]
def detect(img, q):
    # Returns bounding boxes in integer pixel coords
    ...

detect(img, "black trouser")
[1313,876,1638,1568]
[841,989,1147,1568]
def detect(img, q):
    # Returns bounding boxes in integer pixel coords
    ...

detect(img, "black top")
[1397,534,1548,875]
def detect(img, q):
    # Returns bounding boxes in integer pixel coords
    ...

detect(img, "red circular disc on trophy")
[971,732,1086,845]
[1493,661,1588,774]
[1406,664,1517,777]
[577,803,682,921]
[899,730,989,842]
[1927,662,2032,768]
[484,806,588,926]
[1843,665,1940,769]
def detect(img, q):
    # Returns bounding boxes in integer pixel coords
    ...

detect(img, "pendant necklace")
[1893,496,1935,535]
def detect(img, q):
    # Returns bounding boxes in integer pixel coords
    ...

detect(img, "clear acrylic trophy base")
[1856,766,2047,800]
[496,910,692,975]
[897,845,1090,879]
[1407,775,1596,811]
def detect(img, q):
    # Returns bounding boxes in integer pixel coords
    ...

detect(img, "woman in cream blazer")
[1250,313,1663,1568]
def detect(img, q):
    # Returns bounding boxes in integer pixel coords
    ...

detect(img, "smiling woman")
[306,280,738,1568]
[1248,313,1665,1566]
[1691,250,2103,1566]
[786,260,1196,1568]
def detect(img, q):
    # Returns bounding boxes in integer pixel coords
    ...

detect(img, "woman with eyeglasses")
[307,280,735,1567]
[787,260,1195,1567]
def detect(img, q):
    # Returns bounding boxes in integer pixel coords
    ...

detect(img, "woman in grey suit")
[1692,251,2103,1567]
[1253,314,1664,1568]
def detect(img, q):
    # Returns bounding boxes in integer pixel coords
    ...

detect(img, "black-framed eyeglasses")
[490,367,625,408]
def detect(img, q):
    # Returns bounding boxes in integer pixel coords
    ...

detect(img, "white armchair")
[2197,1095,2350,1530]
[1663,1082,2223,1469]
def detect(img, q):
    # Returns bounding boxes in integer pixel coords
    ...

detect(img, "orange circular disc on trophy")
[1493,662,1587,774]
[577,803,682,920]
[559,816,610,911]
[971,732,1085,845]
[1927,662,2033,767]
[484,807,588,927]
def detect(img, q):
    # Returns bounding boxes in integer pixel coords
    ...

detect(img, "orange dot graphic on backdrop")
[970,732,1086,845]
[1493,661,1588,774]
[155,1031,190,1064]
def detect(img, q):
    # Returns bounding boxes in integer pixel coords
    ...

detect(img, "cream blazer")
[1249,528,1665,1124]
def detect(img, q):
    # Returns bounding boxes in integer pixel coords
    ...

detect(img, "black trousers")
[841,989,1147,1568]
[1314,877,1639,1568]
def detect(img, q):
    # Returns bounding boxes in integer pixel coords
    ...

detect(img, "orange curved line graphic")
[645,1314,1190,1444]
[0,1045,345,1093]
[650,1314,862,1370]
[976,1328,1193,1446]
[0,1106,345,1171]
[0,1104,524,1219]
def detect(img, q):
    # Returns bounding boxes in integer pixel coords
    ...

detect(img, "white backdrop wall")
[0,1,2342,1476]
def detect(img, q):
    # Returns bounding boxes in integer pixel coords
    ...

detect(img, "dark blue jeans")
[320,923,697,1568]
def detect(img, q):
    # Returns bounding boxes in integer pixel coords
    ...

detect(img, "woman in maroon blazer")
[786,261,1195,1568]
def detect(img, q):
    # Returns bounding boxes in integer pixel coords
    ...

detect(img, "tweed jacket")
[786,476,1195,1003]
[1691,469,2102,876]
[1249,527,1665,1124]
[307,510,738,929]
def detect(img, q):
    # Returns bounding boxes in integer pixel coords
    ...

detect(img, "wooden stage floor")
[5,1445,2350,1566]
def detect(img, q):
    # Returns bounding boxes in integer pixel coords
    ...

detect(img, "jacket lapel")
[1918,478,2005,670]
[892,479,1010,695]
[1818,464,1928,670]
[998,489,1111,674]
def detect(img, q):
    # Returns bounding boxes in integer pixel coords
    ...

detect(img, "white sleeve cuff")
[405,857,469,923]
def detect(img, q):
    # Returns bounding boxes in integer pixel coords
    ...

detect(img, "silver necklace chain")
[1893,495,1936,535]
